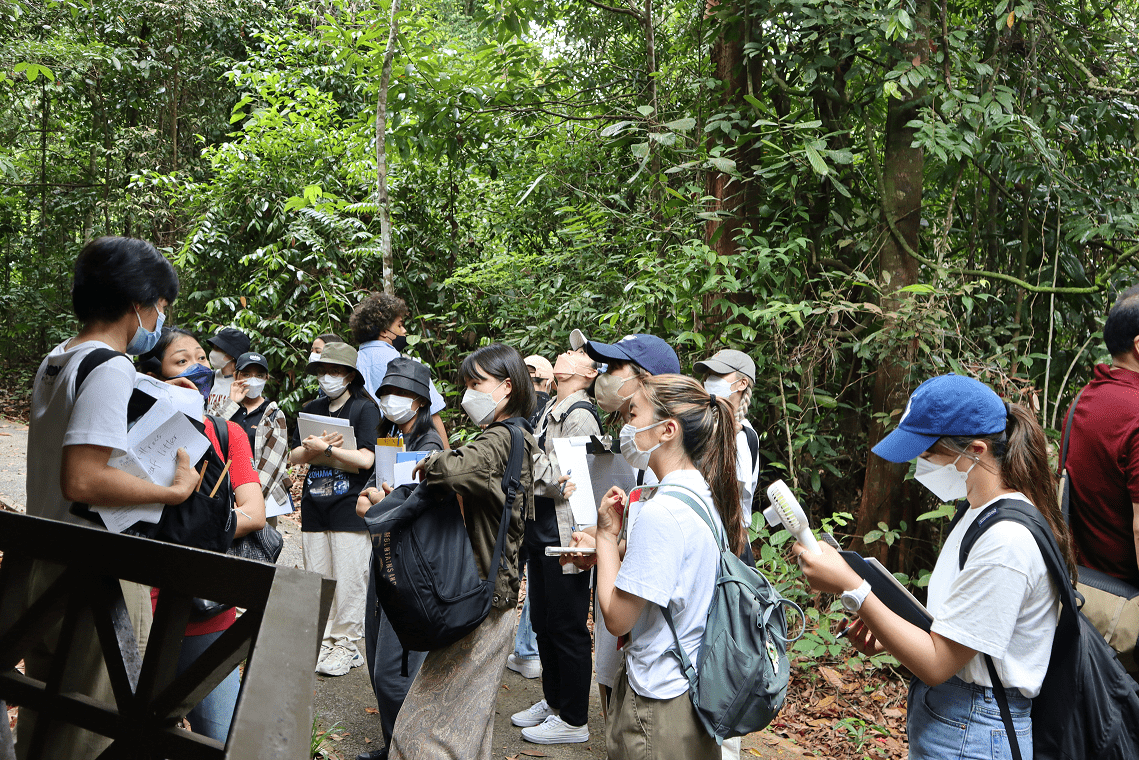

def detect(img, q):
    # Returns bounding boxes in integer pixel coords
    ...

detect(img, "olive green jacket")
[420,422,536,609]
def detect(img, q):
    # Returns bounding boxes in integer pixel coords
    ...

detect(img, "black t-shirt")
[293,393,380,532]
[230,399,269,451]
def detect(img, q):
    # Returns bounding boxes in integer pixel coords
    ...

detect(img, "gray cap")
[694,349,756,385]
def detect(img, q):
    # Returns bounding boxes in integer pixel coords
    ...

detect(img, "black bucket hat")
[378,356,431,401]
[208,327,250,360]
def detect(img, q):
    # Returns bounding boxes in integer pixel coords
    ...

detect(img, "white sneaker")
[316,644,362,676]
[521,714,589,744]
[506,653,542,679]
[510,699,555,728]
[315,643,333,673]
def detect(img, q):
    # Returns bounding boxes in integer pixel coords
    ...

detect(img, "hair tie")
[1004,400,1012,416]
[708,393,717,407]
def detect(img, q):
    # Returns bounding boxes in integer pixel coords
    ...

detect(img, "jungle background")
[1,0,1138,753]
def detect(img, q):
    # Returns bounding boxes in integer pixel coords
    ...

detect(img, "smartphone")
[544,547,597,556]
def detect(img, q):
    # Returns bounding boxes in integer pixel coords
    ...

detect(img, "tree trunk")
[375,0,400,295]
[855,0,930,569]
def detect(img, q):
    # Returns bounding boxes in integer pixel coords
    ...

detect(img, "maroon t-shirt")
[1062,364,1139,587]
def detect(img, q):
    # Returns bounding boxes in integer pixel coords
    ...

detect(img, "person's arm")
[326,442,376,470]
[62,444,197,506]
[207,395,241,418]
[232,481,267,538]
[1132,502,1139,576]
[415,427,507,501]
[594,486,647,635]
[795,541,976,686]
[289,432,343,464]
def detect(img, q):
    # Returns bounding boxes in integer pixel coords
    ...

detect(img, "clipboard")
[840,551,934,632]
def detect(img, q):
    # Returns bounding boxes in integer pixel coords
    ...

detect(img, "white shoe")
[506,653,542,679]
[315,643,333,673]
[511,699,555,728]
[521,715,589,744]
[316,644,362,676]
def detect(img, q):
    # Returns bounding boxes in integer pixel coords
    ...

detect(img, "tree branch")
[581,0,644,22]
[1037,16,1139,97]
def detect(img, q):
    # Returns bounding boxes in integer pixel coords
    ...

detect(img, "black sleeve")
[352,398,380,453]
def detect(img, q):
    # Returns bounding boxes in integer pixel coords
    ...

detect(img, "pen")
[558,468,573,495]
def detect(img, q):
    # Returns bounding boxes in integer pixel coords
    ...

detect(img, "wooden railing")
[0,512,335,759]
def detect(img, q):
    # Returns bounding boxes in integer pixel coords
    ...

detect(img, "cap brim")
[583,340,633,365]
[237,360,268,372]
[379,376,429,400]
[871,427,941,463]
[569,329,588,351]
[694,358,735,376]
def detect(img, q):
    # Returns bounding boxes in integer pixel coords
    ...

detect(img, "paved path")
[0,417,805,760]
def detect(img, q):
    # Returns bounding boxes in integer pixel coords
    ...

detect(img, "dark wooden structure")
[0,512,335,759]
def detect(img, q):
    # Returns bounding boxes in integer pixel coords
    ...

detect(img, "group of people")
[16,234,1137,760]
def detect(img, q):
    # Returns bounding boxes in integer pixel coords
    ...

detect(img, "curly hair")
[350,293,409,343]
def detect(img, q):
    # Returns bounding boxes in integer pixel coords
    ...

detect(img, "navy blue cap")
[872,374,1008,463]
[234,352,269,372]
[583,333,680,376]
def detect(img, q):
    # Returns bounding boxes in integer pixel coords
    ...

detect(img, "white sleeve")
[930,521,1041,658]
[616,501,684,607]
[62,356,134,456]
[735,429,754,517]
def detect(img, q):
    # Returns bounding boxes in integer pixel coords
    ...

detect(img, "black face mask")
[392,335,408,352]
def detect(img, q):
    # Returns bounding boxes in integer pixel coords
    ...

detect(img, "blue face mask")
[125,306,165,356]
[172,362,214,401]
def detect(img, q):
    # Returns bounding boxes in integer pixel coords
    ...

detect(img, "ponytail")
[944,401,1078,582]
[641,375,747,556]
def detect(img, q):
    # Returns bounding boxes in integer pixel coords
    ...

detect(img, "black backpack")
[957,499,1139,760]
[367,420,525,660]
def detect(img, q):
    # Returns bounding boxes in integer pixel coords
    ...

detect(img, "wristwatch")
[325,444,334,457]
[841,579,872,613]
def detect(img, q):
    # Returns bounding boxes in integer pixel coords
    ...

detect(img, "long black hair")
[459,343,535,422]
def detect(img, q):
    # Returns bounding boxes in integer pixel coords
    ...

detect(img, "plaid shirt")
[208,398,291,509]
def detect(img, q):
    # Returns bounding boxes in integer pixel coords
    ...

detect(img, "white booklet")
[97,398,212,533]
[298,412,358,473]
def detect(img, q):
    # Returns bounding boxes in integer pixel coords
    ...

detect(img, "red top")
[152,418,261,636]
[1062,364,1139,587]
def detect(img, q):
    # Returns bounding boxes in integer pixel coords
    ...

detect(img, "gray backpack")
[657,486,803,744]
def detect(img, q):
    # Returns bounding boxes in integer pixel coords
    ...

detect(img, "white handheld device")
[763,480,821,554]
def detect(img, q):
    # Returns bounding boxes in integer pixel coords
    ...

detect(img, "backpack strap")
[957,498,1081,760]
[74,347,126,390]
[1058,389,1085,527]
[743,426,760,481]
[538,399,601,450]
[485,420,526,586]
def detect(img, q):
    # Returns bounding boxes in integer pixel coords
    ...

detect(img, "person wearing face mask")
[796,374,1076,760]
[592,374,746,760]
[524,354,556,425]
[566,329,679,708]
[311,332,344,358]
[388,343,538,760]
[204,327,250,411]
[353,357,445,760]
[509,345,602,744]
[350,292,450,449]
[137,328,267,744]
[21,237,192,760]
[290,342,381,678]
[206,352,292,527]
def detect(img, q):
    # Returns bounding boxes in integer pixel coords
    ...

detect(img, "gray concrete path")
[0,418,27,512]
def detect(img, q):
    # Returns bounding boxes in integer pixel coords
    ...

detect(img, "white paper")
[393,451,430,487]
[298,412,358,472]
[134,373,205,420]
[552,437,598,527]
[97,398,211,533]
[264,492,293,518]
[374,445,399,487]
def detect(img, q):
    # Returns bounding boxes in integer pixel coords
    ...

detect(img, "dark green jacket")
[420,423,536,609]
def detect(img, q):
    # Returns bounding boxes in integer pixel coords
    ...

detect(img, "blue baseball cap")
[583,333,680,376]
[872,374,1008,463]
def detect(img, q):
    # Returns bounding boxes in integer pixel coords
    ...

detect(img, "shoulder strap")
[485,420,525,584]
[538,399,601,449]
[945,500,971,536]
[743,425,760,472]
[1059,388,1085,527]
[209,415,229,457]
[74,348,126,391]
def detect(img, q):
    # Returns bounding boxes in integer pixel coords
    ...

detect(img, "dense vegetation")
[3,0,1139,580]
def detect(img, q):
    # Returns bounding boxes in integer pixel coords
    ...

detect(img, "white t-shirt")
[207,370,235,411]
[26,339,135,524]
[616,469,722,699]
[736,420,760,525]
[927,492,1059,697]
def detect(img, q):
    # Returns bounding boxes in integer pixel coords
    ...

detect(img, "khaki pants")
[606,658,719,760]
[302,530,370,655]
[15,561,152,760]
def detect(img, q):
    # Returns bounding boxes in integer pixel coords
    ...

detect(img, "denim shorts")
[908,676,1033,760]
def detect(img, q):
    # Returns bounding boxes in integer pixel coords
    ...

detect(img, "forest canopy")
[3,0,1139,573]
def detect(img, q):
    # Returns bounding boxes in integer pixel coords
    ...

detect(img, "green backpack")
[657,486,803,745]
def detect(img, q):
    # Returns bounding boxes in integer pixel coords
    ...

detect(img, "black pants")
[365,569,428,749]
[528,550,593,727]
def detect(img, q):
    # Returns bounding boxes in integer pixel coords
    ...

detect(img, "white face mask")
[308,351,323,365]
[209,350,231,372]
[461,378,507,426]
[703,376,734,398]
[242,377,267,399]
[595,372,637,413]
[619,419,666,470]
[914,453,977,503]
[380,394,417,424]
[318,374,349,399]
